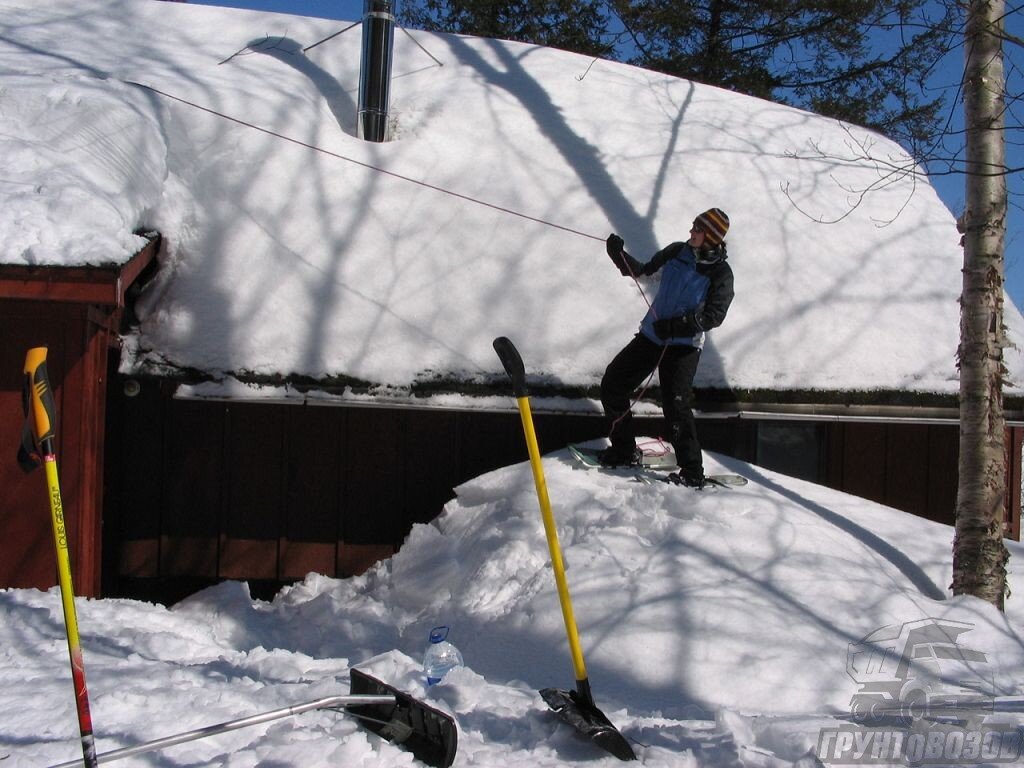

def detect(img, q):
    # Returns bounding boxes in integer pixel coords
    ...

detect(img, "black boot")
[667,471,706,489]
[596,444,643,468]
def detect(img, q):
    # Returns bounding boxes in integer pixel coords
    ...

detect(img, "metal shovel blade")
[540,687,637,761]
[348,668,458,768]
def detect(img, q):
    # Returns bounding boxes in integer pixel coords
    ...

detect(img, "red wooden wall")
[1,301,109,595]
[823,421,1020,539]
[100,383,1022,603]
[103,385,582,601]
[1,236,159,597]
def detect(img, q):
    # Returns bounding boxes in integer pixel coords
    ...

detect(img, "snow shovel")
[48,670,457,768]
[349,668,458,768]
[492,337,636,762]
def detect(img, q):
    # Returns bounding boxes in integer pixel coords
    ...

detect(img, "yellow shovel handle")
[514,395,589,683]
[492,337,589,685]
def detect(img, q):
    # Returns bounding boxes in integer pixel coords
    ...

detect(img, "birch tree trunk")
[952,0,1010,609]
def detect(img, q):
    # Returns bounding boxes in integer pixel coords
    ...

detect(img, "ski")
[637,472,748,489]
[568,444,748,489]
[568,443,675,469]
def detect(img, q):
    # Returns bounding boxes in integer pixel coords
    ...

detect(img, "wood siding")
[4,347,1019,603]
[822,420,1020,538]
[1,300,113,595]
[102,383,626,601]
[101,383,1022,603]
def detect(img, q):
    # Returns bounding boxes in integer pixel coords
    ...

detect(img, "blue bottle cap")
[429,626,449,644]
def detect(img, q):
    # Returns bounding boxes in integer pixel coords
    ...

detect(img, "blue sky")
[194,0,1023,309]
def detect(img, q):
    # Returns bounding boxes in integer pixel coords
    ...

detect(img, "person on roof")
[598,208,735,488]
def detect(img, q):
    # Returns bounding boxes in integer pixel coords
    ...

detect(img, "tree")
[952,0,1010,609]
[400,1,958,152]
[399,0,610,56]
[609,0,959,149]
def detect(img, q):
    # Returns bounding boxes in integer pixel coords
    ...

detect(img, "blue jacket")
[636,242,734,348]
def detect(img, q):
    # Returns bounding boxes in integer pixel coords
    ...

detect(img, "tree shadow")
[242,35,358,136]
[714,454,947,601]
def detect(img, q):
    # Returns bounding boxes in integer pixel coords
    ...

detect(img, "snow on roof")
[3,0,1023,402]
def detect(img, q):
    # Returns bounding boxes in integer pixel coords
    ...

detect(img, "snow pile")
[3,448,1023,766]
[2,0,1022,395]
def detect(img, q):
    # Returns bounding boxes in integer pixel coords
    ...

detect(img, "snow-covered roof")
[4,0,1023,405]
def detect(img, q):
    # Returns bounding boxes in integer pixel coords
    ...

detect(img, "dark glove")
[606,233,642,276]
[606,233,624,258]
[653,311,702,340]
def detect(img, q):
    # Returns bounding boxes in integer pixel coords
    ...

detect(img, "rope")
[124,80,602,242]
[126,78,668,450]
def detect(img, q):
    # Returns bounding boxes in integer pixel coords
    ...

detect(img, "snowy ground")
[3,444,1023,767]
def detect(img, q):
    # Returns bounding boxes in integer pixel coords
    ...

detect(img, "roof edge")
[0,231,161,307]
[122,367,1024,424]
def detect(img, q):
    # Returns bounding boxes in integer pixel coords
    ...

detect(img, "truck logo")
[846,618,992,724]
[815,618,1021,765]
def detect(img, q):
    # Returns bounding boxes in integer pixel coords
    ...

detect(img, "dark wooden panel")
[823,422,846,489]
[701,418,758,463]
[926,424,959,526]
[109,378,165,575]
[281,540,335,579]
[161,535,218,578]
[841,422,888,504]
[280,405,341,578]
[534,412,606,454]
[160,399,223,578]
[224,404,282,540]
[1007,428,1022,540]
[219,537,277,579]
[284,405,340,542]
[344,408,403,544]
[754,421,822,481]
[338,543,394,578]
[884,424,930,517]
[455,411,524,480]
[401,410,458,526]
[162,398,223,537]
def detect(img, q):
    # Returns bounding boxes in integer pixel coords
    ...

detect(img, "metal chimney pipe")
[358,0,395,142]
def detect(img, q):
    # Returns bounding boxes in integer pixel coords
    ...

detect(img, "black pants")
[600,334,703,477]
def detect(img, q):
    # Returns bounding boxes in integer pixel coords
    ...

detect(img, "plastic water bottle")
[423,626,464,685]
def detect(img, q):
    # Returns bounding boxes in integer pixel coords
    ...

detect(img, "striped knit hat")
[695,208,730,247]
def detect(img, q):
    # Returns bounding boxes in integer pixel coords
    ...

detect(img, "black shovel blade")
[349,668,458,768]
[540,687,637,761]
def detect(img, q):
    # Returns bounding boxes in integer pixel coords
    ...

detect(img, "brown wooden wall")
[102,380,1021,603]
[102,381,629,601]
[1,300,112,596]
[823,422,958,526]
[1,237,158,597]
[822,421,1021,539]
